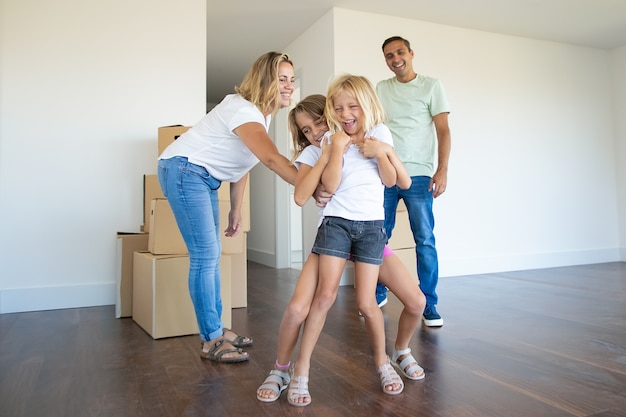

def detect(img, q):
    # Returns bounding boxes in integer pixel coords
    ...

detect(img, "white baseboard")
[439,248,621,277]
[0,283,115,314]
[2,248,622,314]
[246,248,278,268]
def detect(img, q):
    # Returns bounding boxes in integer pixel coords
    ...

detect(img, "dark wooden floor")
[1,262,626,417]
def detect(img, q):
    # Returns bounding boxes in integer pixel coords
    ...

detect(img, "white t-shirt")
[295,123,393,221]
[158,94,270,182]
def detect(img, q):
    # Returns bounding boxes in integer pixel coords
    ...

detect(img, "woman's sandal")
[223,328,253,348]
[200,339,249,363]
[287,375,311,407]
[256,369,290,403]
[377,358,404,395]
[392,348,425,381]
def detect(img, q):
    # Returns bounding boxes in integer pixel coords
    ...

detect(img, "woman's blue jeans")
[383,176,439,306]
[157,156,224,342]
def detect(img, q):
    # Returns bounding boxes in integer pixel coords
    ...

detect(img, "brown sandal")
[223,328,253,348]
[200,339,249,363]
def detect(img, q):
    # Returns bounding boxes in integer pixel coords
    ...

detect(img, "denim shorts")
[312,216,386,265]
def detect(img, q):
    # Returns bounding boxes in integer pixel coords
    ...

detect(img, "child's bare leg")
[289,255,345,405]
[355,262,387,366]
[356,262,403,394]
[378,253,426,380]
[257,254,319,402]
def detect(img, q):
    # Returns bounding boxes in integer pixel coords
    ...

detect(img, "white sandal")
[392,348,425,381]
[256,369,290,403]
[287,375,311,406]
[377,357,404,395]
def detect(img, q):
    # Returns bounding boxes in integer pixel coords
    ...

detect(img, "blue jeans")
[383,176,439,306]
[157,156,224,342]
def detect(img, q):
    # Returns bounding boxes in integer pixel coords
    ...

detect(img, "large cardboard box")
[387,210,415,250]
[132,251,232,338]
[148,199,187,255]
[143,175,165,233]
[158,125,190,156]
[393,247,419,283]
[219,255,232,328]
[115,232,149,318]
[132,252,198,338]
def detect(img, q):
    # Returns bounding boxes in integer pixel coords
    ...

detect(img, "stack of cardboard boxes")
[387,200,419,283]
[115,126,250,339]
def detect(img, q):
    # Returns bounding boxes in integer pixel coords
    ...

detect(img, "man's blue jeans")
[383,176,439,306]
[157,156,224,342]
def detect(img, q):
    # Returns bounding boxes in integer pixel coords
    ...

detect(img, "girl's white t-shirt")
[158,94,270,182]
[295,123,393,221]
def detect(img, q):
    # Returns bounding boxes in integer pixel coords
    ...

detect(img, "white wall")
[285,8,622,278]
[285,12,336,256]
[247,11,337,265]
[0,0,207,313]
[612,45,626,259]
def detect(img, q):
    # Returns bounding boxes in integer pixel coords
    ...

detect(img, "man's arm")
[431,112,451,198]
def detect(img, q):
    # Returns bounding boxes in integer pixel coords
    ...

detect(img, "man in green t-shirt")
[376,36,452,327]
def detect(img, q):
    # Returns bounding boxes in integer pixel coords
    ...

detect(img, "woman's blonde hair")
[235,52,293,116]
[288,94,327,161]
[324,74,385,134]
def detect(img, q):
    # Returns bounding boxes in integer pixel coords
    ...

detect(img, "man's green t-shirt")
[376,75,450,177]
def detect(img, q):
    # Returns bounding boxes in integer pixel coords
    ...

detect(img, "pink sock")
[275,360,290,371]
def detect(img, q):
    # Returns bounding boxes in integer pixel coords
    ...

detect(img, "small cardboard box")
[219,201,246,254]
[218,178,251,232]
[143,175,165,233]
[148,199,187,255]
[132,252,198,339]
[393,247,419,283]
[387,210,415,250]
[228,239,247,308]
[115,232,149,318]
[158,125,190,156]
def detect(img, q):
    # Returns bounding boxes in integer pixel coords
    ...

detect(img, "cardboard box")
[397,199,407,212]
[219,255,232,328]
[132,251,233,338]
[387,210,415,250]
[132,252,198,338]
[219,201,246,254]
[143,175,165,233]
[158,125,190,156]
[393,247,419,283]
[148,199,188,255]
[115,232,149,318]
[228,240,247,308]
[218,178,251,232]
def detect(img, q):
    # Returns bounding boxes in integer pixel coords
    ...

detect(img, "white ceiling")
[206,0,626,104]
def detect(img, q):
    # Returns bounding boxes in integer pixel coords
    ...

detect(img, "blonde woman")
[158,52,297,363]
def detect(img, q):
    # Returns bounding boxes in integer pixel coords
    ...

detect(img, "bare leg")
[355,262,403,394]
[256,254,320,401]
[378,253,426,379]
[290,255,345,405]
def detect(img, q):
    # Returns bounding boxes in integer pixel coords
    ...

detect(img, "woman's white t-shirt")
[294,123,393,221]
[158,94,270,182]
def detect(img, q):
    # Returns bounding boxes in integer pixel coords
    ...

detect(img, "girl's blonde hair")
[324,74,385,134]
[235,52,293,116]
[288,94,327,162]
